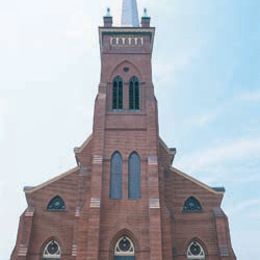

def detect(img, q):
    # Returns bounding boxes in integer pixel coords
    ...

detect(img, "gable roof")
[24,167,80,194]
[170,166,225,196]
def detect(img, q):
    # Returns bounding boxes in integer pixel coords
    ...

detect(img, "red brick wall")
[11,25,236,260]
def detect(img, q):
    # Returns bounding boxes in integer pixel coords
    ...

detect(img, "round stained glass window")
[43,240,61,259]
[114,236,135,256]
[47,241,59,255]
[187,241,205,259]
[119,237,131,252]
[190,242,201,256]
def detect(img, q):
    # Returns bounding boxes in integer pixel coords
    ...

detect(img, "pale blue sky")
[0,0,259,259]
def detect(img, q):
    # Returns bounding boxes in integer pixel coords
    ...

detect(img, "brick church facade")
[11,1,236,259]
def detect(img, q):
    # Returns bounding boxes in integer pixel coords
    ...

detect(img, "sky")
[0,0,259,259]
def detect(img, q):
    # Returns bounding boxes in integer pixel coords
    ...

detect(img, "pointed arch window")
[47,196,65,211]
[43,240,61,259]
[113,76,123,110]
[187,241,205,259]
[114,236,135,260]
[128,152,141,200]
[183,196,202,212]
[110,152,123,199]
[129,77,140,110]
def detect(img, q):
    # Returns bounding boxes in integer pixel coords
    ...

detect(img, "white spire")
[121,0,139,27]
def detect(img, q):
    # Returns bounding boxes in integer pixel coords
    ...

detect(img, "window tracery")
[47,196,65,211]
[183,196,202,212]
[114,236,135,256]
[43,240,61,259]
[187,241,205,260]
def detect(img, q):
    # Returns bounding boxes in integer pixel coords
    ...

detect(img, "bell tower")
[77,1,164,258]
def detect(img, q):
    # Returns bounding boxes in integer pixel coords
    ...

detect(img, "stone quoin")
[11,0,236,259]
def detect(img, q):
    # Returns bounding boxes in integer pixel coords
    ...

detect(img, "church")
[11,1,236,259]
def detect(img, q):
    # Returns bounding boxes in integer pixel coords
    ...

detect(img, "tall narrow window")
[114,236,135,260]
[113,76,123,110]
[43,240,61,259]
[129,77,140,110]
[187,241,205,260]
[110,152,123,199]
[128,152,141,199]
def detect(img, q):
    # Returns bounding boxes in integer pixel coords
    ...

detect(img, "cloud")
[0,118,4,142]
[154,47,202,86]
[237,90,260,102]
[183,89,260,129]
[0,97,9,142]
[0,97,8,113]
[248,211,260,220]
[0,182,3,200]
[176,136,260,173]
[183,109,220,128]
[228,199,260,217]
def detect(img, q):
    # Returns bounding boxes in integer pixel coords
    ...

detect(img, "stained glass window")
[47,196,65,211]
[43,240,61,259]
[113,76,123,110]
[110,152,123,199]
[187,241,205,259]
[129,77,140,110]
[183,197,202,212]
[114,236,135,259]
[128,152,141,199]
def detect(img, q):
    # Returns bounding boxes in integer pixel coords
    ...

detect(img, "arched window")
[47,196,65,211]
[114,236,135,260]
[187,241,205,260]
[113,76,123,110]
[43,240,61,259]
[128,152,141,200]
[129,77,140,110]
[110,152,123,199]
[183,196,202,212]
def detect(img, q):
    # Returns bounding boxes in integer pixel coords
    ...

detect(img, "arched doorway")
[114,236,135,260]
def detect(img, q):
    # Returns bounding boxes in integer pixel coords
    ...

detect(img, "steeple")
[121,0,139,27]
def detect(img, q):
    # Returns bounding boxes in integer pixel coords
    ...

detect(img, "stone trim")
[24,208,35,217]
[149,198,160,209]
[90,197,101,208]
[148,155,158,166]
[18,244,28,256]
[110,36,144,46]
[75,207,80,217]
[99,27,155,51]
[92,155,103,164]
[72,244,78,257]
